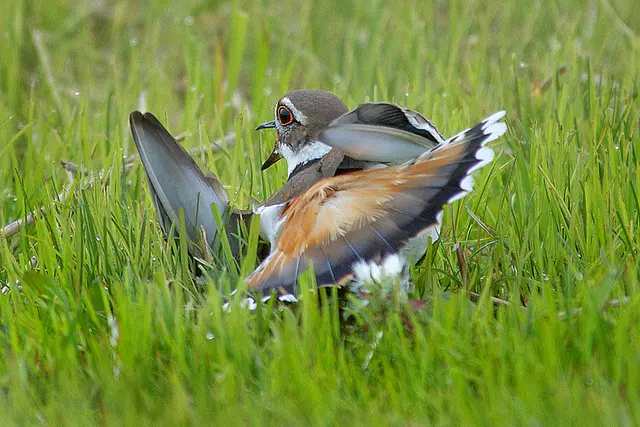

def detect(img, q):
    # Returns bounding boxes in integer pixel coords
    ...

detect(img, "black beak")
[261,146,282,170]
[256,120,276,130]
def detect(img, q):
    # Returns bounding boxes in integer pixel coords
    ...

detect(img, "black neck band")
[288,157,322,180]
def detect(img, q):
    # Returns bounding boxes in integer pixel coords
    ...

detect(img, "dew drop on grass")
[184,16,195,26]
[108,315,119,347]
[206,331,214,340]
[96,235,101,241]
[129,38,138,46]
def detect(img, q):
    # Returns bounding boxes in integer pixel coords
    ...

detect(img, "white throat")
[280,141,332,177]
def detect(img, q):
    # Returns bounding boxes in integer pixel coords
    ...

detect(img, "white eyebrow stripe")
[280,97,308,125]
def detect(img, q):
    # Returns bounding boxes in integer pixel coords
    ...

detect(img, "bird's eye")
[277,105,294,126]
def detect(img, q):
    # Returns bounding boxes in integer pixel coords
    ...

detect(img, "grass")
[1,0,639,424]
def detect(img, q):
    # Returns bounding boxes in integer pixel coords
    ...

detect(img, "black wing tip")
[142,111,162,124]
[129,110,164,128]
[129,110,144,132]
[129,110,173,144]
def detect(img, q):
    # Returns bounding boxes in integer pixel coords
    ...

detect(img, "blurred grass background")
[1,0,639,424]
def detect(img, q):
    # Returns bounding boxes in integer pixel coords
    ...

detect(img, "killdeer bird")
[130,90,448,259]
[130,91,506,303]
[246,110,507,297]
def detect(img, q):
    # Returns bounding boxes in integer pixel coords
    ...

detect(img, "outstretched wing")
[318,103,446,164]
[247,111,507,295]
[130,111,248,256]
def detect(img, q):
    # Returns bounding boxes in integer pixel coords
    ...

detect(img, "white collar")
[279,141,332,178]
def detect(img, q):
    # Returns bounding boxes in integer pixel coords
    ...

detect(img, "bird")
[130,90,506,306]
[130,90,448,261]
[245,110,507,300]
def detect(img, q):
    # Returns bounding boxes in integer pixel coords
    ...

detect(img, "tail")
[130,111,246,256]
[445,111,507,148]
[427,110,507,203]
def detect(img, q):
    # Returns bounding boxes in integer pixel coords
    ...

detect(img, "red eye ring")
[277,105,294,126]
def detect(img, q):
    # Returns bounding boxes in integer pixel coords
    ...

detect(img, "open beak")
[261,143,282,170]
[256,120,276,130]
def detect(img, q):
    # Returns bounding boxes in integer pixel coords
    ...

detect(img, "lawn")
[1,0,639,424]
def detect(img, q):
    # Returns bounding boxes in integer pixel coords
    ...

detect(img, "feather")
[130,111,248,256]
[331,103,446,146]
[247,111,507,294]
[319,124,436,163]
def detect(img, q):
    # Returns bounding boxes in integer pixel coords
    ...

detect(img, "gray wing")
[130,111,249,256]
[318,103,446,164]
